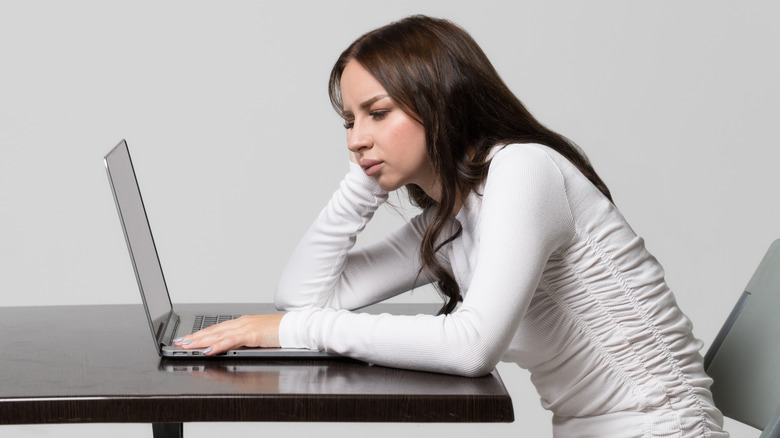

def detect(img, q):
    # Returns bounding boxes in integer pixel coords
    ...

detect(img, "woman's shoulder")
[488,142,595,188]
[485,143,566,183]
[486,143,615,221]
[489,142,559,163]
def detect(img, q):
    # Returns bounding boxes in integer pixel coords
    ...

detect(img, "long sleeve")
[275,162,433,311]
[278,145,576,377]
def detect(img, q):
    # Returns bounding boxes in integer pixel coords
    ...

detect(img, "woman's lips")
[359,159,384,176]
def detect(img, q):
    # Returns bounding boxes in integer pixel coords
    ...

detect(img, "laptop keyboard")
[191,315,242,333]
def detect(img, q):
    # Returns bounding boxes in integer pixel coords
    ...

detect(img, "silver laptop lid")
[105,139,173,352]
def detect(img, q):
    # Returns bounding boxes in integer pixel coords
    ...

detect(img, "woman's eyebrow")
[342,94,390,117]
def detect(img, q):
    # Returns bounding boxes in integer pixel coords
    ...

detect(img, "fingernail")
[181,340,192,345]
[203,347,212,354]
[172,337,183,343]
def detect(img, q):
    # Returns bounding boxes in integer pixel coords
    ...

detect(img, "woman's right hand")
[173,314,284,356]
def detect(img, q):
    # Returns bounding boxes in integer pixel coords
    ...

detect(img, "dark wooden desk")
[0,303,514,437]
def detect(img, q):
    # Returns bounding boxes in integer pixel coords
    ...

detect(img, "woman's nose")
[347,121,373,154]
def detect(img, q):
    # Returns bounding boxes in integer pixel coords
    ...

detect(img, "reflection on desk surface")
[1,304,513,423]
[159,359,503,395]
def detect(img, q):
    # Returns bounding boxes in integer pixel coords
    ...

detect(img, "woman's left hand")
[173,314,284,356]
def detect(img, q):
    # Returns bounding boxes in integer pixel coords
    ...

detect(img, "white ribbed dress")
[276,143,728,437]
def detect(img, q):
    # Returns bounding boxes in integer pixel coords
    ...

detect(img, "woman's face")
[340,60,438,198]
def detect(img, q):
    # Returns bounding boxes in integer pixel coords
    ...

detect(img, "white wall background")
[2,1,778,436]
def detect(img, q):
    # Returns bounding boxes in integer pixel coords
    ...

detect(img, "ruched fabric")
[276,144,728,437]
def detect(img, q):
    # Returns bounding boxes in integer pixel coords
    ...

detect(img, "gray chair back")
[705,239,780,437]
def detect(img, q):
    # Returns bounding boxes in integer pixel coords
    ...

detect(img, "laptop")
[104,139,333,358]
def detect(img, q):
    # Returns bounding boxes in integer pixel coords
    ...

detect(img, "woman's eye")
[343,110,388,129]
[370,110,388,120]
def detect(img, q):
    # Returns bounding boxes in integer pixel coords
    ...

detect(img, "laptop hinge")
[161,313,181,347]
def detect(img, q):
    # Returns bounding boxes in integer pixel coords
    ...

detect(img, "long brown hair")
[329,15,612,315]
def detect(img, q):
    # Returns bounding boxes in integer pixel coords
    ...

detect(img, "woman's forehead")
[340,61,390,111]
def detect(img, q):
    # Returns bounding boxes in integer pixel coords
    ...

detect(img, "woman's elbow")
[274,296,289,311]
[274,290,299,311]
[274,288,327,311]
[457,360,499,378]
[447,346,502,378]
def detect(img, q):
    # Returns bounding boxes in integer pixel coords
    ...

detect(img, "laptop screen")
[105,140,173,345]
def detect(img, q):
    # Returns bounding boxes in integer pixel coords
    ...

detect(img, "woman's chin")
[375,177,402,192]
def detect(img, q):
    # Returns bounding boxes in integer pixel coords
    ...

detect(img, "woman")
[176,15,727,437]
